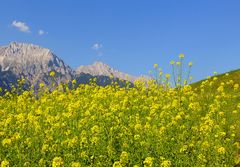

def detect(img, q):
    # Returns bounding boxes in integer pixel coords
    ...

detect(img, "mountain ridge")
[76,61,137,83]
[0,42,139,90]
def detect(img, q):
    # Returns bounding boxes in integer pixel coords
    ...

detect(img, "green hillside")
[192,69,240,90]
[191,68,240,112]
[191,69,240,141]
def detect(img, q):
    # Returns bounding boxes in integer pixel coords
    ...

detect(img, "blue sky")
[0,0,240,82]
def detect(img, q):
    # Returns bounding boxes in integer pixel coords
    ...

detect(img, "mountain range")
[0,42,140,91]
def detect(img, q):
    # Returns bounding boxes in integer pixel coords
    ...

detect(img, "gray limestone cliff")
[0,42,143,90]
[0,42,73,87]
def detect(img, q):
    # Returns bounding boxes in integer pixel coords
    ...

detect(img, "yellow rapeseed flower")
[52,157,64,167]
[176,61,181,66]
[39,83,45,88]
[160,160,171,167]
[170,60,175,65]
[217,147,226,154]
[1,160,9,167]
[2,138,11,147]
[234,84,239,90]
[179,54,185,59]
[188,62,193,67]
[143,157,154,167]
[153,64,159,69]
[113,161,122,167]
[165,74,171,79]
[120,151,129,165]
[50,71,56,77]
[71,162,81,167]
[72,79,77,85]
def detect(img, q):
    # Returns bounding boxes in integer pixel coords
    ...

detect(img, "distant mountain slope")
[0,66,19,91]
[76,61,138,83]
[0,42,140,90]
[0,42,73,87]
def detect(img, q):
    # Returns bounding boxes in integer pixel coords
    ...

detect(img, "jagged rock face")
[0,42,74,87]
[0,66,19,91]
[0,42,143,91]
[76,61,137,83]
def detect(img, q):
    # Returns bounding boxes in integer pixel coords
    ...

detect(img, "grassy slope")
[192,69,240,89]
[191,68,240,111]
[192,69,240,139]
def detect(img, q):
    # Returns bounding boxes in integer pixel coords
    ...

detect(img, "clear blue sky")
[0,0,240,81]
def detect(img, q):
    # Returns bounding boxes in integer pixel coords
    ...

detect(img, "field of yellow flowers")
[0,58,240,166]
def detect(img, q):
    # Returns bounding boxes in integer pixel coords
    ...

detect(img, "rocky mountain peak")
[93,61,108,66]
[0,42,142,90]
[76,61,137,82]
[92,61,112,72]
[0,42,73,86]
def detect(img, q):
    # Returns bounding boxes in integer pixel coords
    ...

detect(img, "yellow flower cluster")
[0,71,239,166]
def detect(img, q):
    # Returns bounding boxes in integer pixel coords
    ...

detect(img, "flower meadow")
[0,57,240,166]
